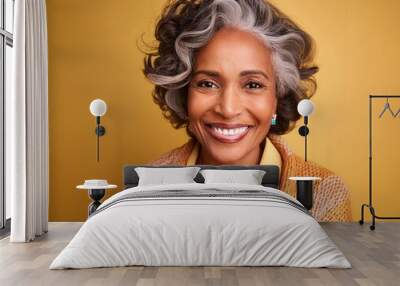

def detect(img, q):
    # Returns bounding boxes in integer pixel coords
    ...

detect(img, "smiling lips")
[204,122,252,143]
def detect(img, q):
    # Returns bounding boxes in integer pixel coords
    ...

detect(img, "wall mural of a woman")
[143,0,352,222]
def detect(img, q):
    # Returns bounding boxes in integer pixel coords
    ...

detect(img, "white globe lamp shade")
[297,99,314,116]
[90,99,107,117]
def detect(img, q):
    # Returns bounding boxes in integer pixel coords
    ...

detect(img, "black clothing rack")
[359,95,400,230]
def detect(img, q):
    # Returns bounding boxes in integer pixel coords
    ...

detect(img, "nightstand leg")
[296,180,313,210]
[88,189,105,216]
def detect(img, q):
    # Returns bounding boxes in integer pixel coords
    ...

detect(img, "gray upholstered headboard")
[123,165,280,189]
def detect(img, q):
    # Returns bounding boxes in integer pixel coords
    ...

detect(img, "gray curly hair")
[143,0,318,134]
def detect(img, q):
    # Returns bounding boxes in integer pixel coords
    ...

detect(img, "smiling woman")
[143,0,352,222]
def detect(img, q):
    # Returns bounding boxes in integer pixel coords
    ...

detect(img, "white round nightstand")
[76,180,117,216]
[289,176,321,210]
[289,176,321,181]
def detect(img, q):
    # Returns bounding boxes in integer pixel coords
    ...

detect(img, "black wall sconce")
[297,99,315,162]
[89,99,107,162]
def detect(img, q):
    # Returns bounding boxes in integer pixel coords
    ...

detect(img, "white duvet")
[50,183,351,269]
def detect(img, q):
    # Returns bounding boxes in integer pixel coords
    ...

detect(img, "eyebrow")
[192,70,270,80]
[240,70,270,80]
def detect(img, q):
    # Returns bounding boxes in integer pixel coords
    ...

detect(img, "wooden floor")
[0,222,399,286]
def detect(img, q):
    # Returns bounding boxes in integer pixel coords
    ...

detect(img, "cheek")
[187,90,213,120]
[246,94,277,125]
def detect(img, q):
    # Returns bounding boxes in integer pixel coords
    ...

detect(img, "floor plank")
[0,222,399,286]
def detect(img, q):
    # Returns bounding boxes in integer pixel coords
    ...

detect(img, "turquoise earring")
[271,114,277,126]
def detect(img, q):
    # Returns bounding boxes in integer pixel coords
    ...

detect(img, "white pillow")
[200,169,266,185]
[135,167,201,186]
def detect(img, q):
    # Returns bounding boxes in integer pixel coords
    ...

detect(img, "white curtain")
[8,0,49,242]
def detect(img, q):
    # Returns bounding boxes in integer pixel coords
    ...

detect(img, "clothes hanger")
[379,97,396,118]
[394,107,400,118]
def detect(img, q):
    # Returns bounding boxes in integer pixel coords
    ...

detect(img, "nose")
[213,86,243,119]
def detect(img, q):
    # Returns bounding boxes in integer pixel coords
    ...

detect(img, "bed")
[49,165,351,269]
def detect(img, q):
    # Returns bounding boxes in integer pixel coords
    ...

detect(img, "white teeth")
[212,126,248,137]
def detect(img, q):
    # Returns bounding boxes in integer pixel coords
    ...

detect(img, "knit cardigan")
[149,134,352,222]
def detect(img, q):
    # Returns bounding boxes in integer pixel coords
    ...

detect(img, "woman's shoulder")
[277,140,352,221]
[147,139,195,166]
[288,153,337,178]
[289,153,352,221]
[285,150,348,191]
[268,134,337,179]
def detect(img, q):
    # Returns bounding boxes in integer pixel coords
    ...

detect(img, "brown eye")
[245,81,264,89]
[197,80,218,89]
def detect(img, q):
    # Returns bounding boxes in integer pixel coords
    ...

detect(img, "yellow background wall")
[47,0,400,221]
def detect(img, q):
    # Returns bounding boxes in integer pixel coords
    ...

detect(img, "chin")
[205,144,254,165]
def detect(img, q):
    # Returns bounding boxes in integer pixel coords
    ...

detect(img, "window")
[0,0,14,233]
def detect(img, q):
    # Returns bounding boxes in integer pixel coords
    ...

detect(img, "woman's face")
[188,27,277,165]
